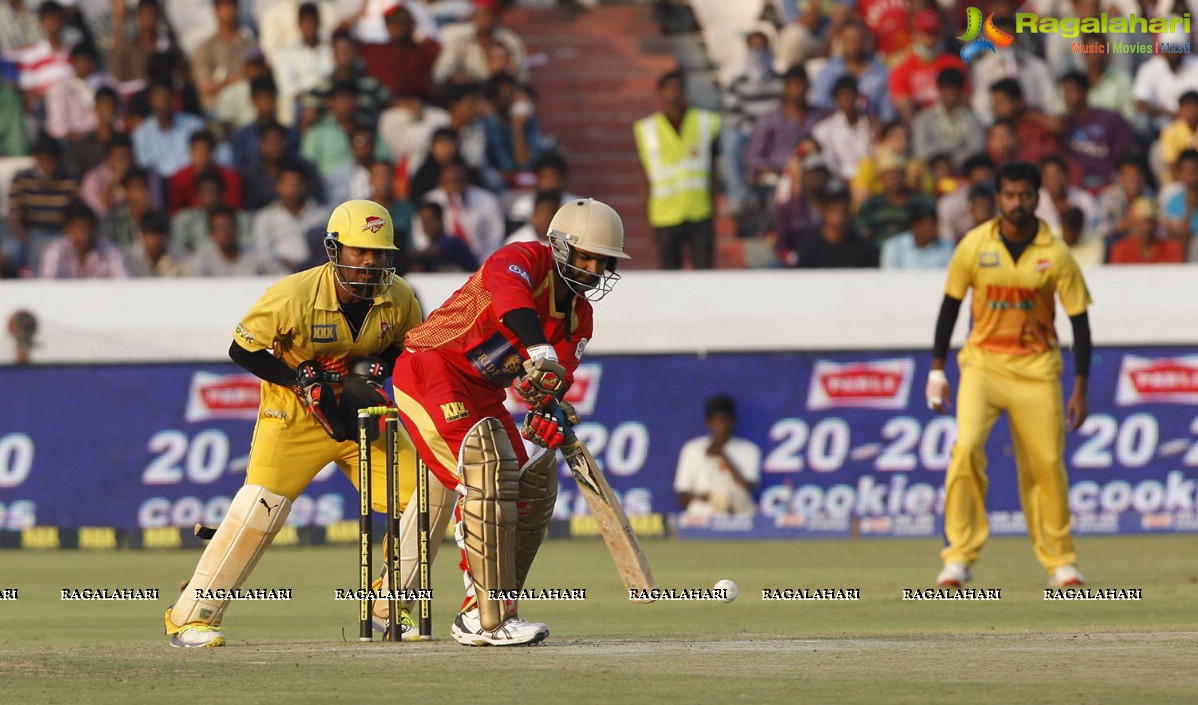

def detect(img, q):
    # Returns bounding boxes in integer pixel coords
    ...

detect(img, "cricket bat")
[559,424,656,603]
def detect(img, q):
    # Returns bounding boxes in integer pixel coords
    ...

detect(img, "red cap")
[912,9,943,33]
[475,0,501,11]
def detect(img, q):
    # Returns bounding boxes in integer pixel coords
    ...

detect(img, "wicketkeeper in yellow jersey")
[164,200,424,648]
[927,161,1093,590]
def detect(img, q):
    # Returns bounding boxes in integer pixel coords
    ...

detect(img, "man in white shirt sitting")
[674,395,761,517]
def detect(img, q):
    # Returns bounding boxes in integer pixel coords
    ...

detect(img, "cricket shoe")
[1048,565,1085,588]
[450,608,548,646]
[936,562,972,587]
[372,608,419,641]
[164,609,225,648]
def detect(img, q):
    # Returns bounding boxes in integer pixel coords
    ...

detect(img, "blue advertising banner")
[2,347,1198,537]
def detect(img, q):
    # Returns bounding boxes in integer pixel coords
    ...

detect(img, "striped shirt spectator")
[4,0,71,94]
[8,134,80,238]
[43,43,118,141]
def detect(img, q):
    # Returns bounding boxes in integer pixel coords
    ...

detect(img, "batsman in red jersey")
[391,198,629,646]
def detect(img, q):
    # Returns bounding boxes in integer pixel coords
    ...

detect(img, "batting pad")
[459,417,519,631]
[167,485,292,629]
[515,448,558,592]
[372,474,456,622]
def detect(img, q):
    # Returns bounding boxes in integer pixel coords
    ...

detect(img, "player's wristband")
[527,344,558,363]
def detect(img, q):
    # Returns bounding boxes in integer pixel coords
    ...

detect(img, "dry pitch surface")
[1,535,1195,704]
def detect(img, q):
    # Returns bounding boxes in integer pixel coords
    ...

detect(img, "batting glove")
[522,405,569,450]
[513,348,566,410]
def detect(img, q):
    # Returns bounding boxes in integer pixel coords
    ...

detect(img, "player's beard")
[574,270,600,290]
[1002,208,1034,230]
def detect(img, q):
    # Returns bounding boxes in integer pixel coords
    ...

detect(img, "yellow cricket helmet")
[323,199,398,300]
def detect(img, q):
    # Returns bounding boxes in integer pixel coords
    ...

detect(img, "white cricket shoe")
[164,608,225,648]
[451,608,549,646]
[1048,565,1085,588]
[936,562,972,587]
[169,623,226,648]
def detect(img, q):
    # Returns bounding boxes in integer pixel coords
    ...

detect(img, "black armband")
[502,307,549,349]
[1069,311,1092,379]
[229,341,296,387]
[932,295,963,362]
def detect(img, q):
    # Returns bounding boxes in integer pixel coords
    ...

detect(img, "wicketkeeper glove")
[341,356,391,441]
[294,360,350,441]
[513,345,566,410]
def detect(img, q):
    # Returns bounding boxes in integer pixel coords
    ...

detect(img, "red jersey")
[404,241,593,389]
[888,53,969,111]
[859,0,911,59]
[1107,235,1184,265]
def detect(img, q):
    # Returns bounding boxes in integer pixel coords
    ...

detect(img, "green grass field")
[2,535,1196,704]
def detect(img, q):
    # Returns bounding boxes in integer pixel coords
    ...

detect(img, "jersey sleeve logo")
[362,215,387,233]
[576,337,588,359]
[508,263,532,286]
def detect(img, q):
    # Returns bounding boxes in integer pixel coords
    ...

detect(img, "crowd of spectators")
[645,0,1198,269]
[0,0,567,279]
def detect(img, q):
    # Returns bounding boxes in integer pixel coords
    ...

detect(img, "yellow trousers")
[941,363,1077,573]
[244,403,419,513]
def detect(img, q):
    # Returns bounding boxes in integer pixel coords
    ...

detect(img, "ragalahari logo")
[959,7,1015,62]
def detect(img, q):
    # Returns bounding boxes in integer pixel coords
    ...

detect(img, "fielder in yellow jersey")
[164,200,424,648]
[927,161,1093,590]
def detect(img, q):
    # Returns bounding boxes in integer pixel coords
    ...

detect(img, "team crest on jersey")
[312,323,338,342]
[980,252,1000,267]
[508,264,532,286]
[361,215,387,233]
[377,320,392,340]
[502,353,524,377]
[441,401,469,422]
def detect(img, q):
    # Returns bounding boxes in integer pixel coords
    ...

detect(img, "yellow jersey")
[233,263,424,416]
[945,217,1092,380]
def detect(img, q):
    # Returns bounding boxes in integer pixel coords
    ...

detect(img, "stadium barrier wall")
[1,268,1197,545]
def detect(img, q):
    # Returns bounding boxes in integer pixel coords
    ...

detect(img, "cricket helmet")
[324,199,398,300]
[546,198,629,301]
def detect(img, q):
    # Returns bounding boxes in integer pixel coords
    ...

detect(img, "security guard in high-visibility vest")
[634,70,720,270]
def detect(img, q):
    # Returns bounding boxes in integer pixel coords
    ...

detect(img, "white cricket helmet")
[546,198,630,301]
[323,199,399,300]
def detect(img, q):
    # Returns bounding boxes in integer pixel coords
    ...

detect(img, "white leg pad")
[167,485,291,629]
